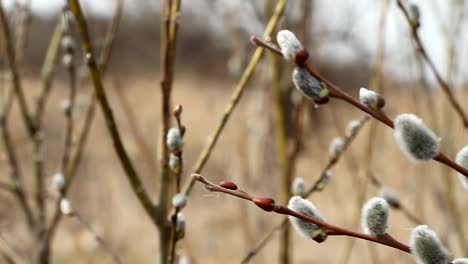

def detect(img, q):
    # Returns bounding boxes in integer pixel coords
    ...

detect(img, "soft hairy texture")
[453,258,468,264]
[410,225,448,264]
[288,196,326,240]
[359,87,378,108]
[361,197,389,236]
[329,136,344,157]
[345,119,361,137]
[172,193,187,209]
[166,127,183,151]
[455,146,468,190]
[393,114,439,161]
[276,30,302,62]
[292,67,328,101]
[291,177,306,197]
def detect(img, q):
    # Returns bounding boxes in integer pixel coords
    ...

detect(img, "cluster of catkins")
[277,29,468,190]
[277,29,468,263]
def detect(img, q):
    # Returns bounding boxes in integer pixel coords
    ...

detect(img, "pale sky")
[3,0,467,86]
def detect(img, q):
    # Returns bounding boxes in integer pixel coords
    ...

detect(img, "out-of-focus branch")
[396,0,468,128]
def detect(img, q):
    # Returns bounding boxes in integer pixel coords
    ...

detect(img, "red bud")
[376,95,385,109]
[295,48,309,65]
[314,96,329,105]
[253,198,276,212]
[313,233,328,243]
[219,181,238,190]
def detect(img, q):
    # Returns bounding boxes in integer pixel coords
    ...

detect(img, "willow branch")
[67,0,155,222]
[396,0,468,128]
[251,37,468,178]
[193,174,411,254]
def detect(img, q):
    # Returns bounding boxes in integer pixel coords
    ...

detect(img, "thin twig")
[193,174,411,254]
[179,0,287,200]
[0,2,36,136]
[68,0,156,221]
[396,0,468,128]
[70,212,122,264]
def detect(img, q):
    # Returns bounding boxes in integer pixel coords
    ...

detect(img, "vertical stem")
[158,0,182,262]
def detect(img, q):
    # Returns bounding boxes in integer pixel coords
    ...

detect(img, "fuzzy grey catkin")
[166,127,183,151]
[345,119,361,137]
[291,177,306,197]
[359,88,379,108]
[410,225,448,264]
[292,67,329,102]
[172,193,187,209]
[329,136,345,158]
[276,30,303,62]
[393,114,439,161]
[361,197,389,236]
[60,198,73,216]
[455,146,468,190]
[288,196,326,240]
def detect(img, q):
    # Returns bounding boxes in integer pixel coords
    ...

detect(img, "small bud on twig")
[61,35,75,54]
[292,67,329,103]
[393,114,439,161]
[409,3,421,28]
[176,212,185,239]
[409,225,448,264]
[378,187,401,209]
[359,88,385,109]
[172,193,187,210]
[291,177,306,197]
[219,181,238,190]
[315,171,331,192]
[288,196,327,242]
[276,30,303,63]
[455,146,468,190]
[169,153,181,173]
[253,198,276,212]
[361,197,389,237]
[50,172,66,194]
[345,119,361,137]
[167,127,183,152]
[60,198,73,216]
[329,137,345,158]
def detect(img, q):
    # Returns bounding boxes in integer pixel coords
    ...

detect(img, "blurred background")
[0,0,467,263]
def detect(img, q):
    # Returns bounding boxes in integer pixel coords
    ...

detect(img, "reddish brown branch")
[251,36,468,178]
[192,174,411,254]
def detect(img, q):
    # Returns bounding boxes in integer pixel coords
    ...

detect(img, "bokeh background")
[0,0,467,263]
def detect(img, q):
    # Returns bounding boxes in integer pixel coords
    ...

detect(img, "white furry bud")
[453,258,468,264]
[169,153,181,173]
[378,187,401,209]
[292,67,329,102]
[62,53,73,68]
[176,212,185,239]
[60,198,73,215]
[291,177,306,197]
[345,119,361,137]
[166,128,183,151]
[361,197,389,236]
[178,256,190,264]
[409,3,421,27]
[50,172,66,194]
[315,171,331,192]
[359,88,380,109]
[61,35,75,53]
[288,196,327,241]
[393,114,439,161]
[172,193,187,209]
[455,146,468,190]
[410,225,448,264]
[329,137,345,158]
[276,30,303,62]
